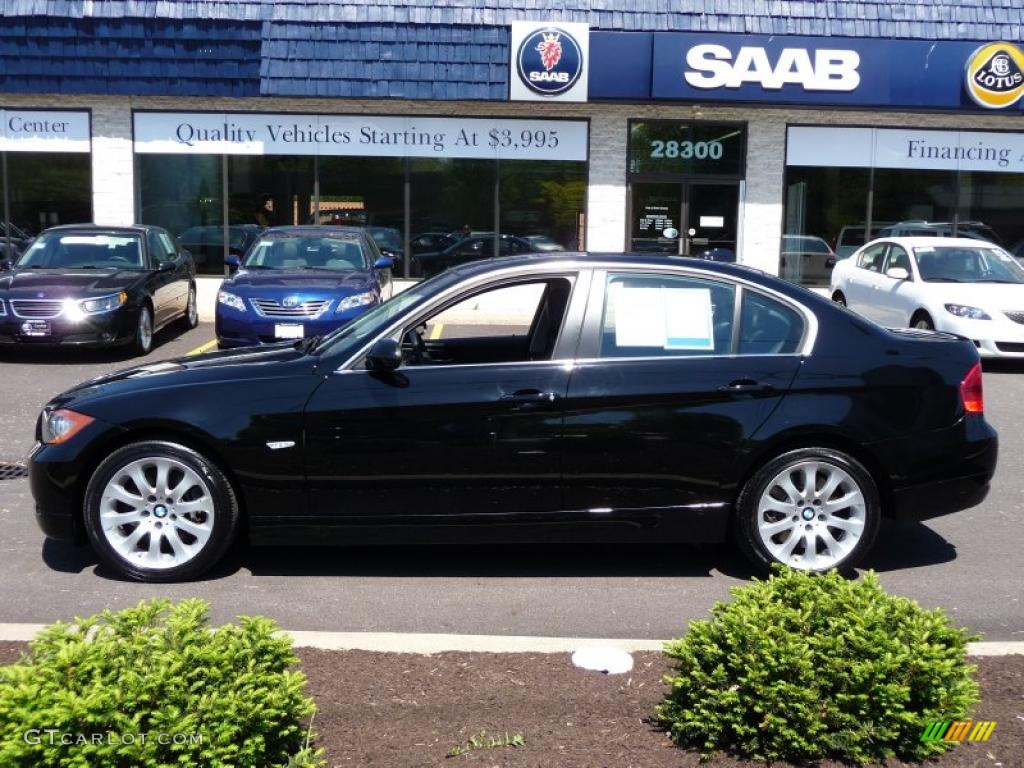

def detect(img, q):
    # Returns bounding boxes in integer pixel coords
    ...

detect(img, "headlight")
[336,291,376,313]
[40,408,94,445]
[217,291,246,312]
[944,304,991,320]
[80,292,127,314]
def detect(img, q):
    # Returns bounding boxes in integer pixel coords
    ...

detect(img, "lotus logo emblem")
[282,296,301,308]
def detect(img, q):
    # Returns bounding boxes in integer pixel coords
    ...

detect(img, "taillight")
[960,362,984,414]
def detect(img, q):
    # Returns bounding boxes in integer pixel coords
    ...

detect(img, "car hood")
[48,342,316,412]
[922,282,1024,310]
[224,268,374,294]
[0,268,145,297]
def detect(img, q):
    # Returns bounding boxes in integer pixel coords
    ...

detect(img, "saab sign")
[684,45,860,92]
[510,21,589,102]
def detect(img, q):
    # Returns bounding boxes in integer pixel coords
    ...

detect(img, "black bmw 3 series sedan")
[29,253,997,581]
[0,224,197,355]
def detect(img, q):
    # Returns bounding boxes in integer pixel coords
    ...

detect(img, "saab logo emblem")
[965,42,1024,108]
[685,45,860,92]
[282,296,300,308]
[517,26,583,96]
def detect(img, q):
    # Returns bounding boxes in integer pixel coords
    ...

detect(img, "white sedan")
[831,236,1024,358]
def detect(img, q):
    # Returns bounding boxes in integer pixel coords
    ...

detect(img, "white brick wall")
[2,93,1022,275]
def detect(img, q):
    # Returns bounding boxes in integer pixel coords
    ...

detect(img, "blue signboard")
[589,31,1024,112]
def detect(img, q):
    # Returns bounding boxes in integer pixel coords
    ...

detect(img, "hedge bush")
[657,567,979,764]
[0,599,324,768]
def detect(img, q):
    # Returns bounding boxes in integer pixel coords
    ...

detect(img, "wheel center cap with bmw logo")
[802,507,815,521]
[153,504,168,518]
[517,26,583,96]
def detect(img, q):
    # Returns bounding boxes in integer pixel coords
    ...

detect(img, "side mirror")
[373,256,395,270]
[157,260,176,272]
[886,266,910,280]
[365,337,402,372]
[224,254,242,269]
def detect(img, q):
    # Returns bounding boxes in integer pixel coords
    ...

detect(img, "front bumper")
[937,315,1024,358]
[0,307,137,347]
[216,305,373,347]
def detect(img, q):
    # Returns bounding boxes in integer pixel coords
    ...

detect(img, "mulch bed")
[1,642,1020,766]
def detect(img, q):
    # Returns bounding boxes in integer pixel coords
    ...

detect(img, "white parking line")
[0,624,1020,656]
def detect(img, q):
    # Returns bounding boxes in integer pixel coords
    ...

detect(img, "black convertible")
[0,224,197,356]
[30,253,996,581]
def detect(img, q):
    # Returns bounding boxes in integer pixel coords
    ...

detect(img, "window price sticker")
[610,284,714,351]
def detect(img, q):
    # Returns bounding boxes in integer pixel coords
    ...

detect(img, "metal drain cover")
[0,462,29,481]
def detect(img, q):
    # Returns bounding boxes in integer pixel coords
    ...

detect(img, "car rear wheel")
[735,447,880,573]
[831,291,846,306]
[133,304,153,356]
[83,441,239,582]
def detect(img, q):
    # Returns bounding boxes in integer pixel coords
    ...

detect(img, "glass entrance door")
[683,182,738,261]
[630,181,738,259]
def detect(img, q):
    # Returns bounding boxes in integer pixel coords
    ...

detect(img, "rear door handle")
[717,379,775,394]
[500,389,559,404]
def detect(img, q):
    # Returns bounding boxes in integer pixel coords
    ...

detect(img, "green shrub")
[657,567,979,764]
[0,599,324,768]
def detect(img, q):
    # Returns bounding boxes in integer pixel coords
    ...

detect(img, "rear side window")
[599,273,736,358]
[738,292,805,355]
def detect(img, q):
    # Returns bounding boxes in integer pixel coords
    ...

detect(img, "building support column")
[739,118,786,274]
[90,99,135,225]
[585,113,628,252]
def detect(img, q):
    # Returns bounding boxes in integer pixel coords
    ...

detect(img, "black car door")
[302,271,587,523]
[145,230,180,326]
[560,268,806,538]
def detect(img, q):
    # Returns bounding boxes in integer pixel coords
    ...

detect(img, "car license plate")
[21,320,50,337]
[274,323,304,339]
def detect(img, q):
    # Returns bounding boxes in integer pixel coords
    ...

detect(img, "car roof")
[447,251,765,278]
[260,226,365,238]
[873,236,1004,249]
[43,224,155,235]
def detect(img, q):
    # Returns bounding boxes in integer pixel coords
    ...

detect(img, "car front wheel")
[181,283,199,329]
[132,304,153,356]
[82,441,239,582]
[735,447,881,573]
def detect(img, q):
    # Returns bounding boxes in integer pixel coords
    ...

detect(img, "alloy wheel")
[138,307,153,352]
[98,456,215,569]
[187,286,198,326]
[755,460,866,570]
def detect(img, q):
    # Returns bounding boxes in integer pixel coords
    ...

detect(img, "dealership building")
[1,0,1023,286]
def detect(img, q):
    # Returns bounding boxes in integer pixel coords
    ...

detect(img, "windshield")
[16,232,145,269]
[914,245,1024,284]
[243,235,368,271]
[316,278,441,357]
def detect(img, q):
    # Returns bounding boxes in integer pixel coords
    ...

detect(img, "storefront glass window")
[410,158,494,238]
[136,154,223,274]
[5,152,91,236]
[957,171,1024,253]
[628,122,744,177]
[499,160,586,251]
[872,169,957,231]
[227,156,314,230]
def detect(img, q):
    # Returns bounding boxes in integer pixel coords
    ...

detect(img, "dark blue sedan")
[215,226,393,348]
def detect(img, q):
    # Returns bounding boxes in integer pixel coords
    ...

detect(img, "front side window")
[599,273,736,358]
[17,232,144,270]
[401,278,573,366]
[884,245,912,275]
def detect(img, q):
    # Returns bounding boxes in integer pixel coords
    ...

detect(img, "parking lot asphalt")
[0,327,1021,641]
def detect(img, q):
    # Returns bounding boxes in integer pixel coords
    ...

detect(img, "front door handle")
[500,389,559,404]
[717,379,775,394]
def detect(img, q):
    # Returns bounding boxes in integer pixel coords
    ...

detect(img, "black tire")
[132,304,154,357]
[735,447,881,574]
[180,283,199,330]
[82,441,240,582]
[831,291,847,307]
[912,312,934,330]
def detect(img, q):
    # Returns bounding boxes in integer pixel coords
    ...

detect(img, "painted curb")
[0,624,1020,656]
